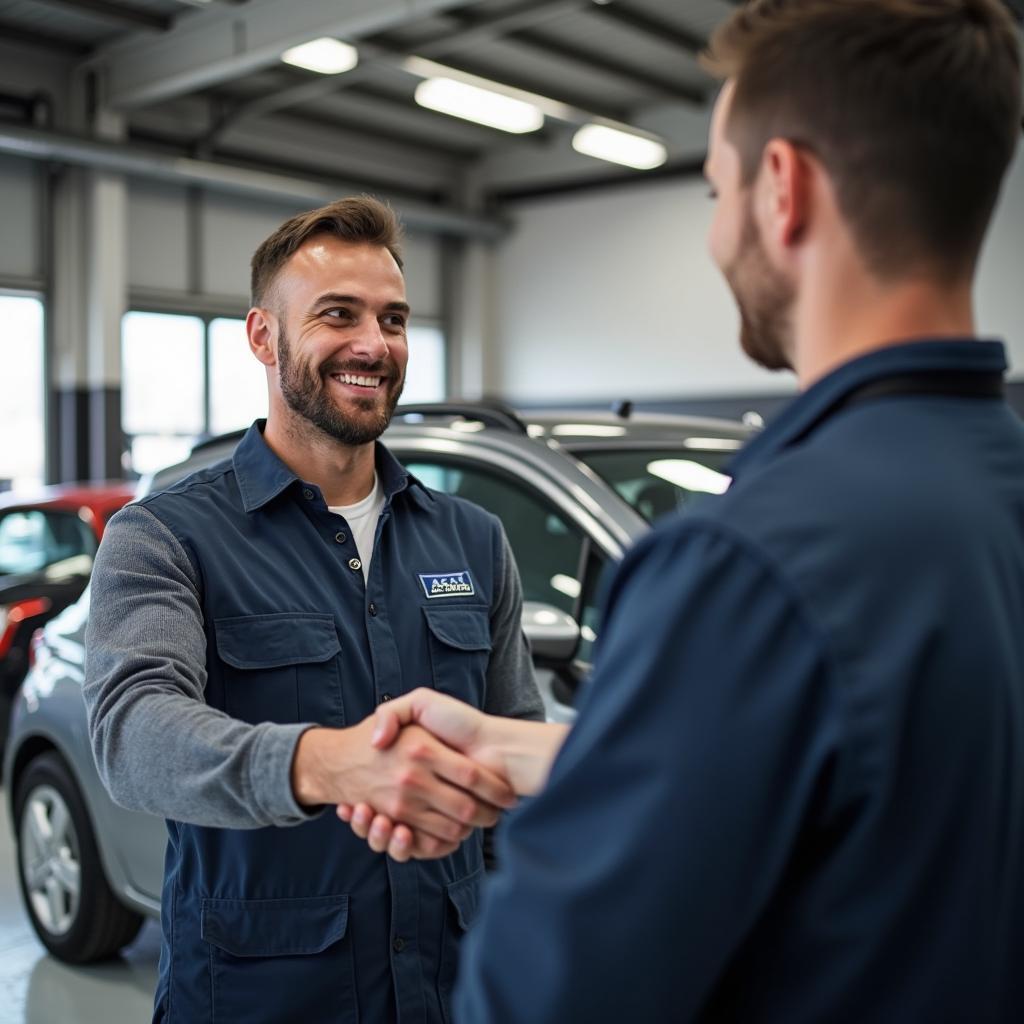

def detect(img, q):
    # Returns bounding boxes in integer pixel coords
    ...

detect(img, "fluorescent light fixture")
[281,38,358,75]
[682,437,745,451]
[415,77,543,133]
[572,123,668,170]
[647,459,731,495]
[405,56,575,121]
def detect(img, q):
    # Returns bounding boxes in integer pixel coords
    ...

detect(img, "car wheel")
[14,751,144,963]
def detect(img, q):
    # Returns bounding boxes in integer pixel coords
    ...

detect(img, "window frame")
[0,288,46,492]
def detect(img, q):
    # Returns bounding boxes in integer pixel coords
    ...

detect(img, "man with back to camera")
[336,1,1024,1020]
[83,196,544,1023]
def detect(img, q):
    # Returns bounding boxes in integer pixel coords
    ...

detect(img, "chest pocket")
[214,614,344,726]
[423,605,492,708]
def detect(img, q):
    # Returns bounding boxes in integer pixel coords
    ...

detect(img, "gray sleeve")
[484,527,545,721]
[83,503,320,830]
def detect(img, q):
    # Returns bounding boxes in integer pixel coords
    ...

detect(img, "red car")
[0,482,136,756]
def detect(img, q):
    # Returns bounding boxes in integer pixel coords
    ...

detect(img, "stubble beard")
[727,201,796,373]
[277,327,405,446]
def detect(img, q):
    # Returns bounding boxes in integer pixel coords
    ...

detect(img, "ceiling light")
[572,123,668,170]
[414,78,543,133]
[281,38,359,76]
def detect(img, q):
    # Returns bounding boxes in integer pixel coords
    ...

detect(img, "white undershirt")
[329,473,385,583]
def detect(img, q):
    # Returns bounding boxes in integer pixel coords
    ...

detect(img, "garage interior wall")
[488,143,1024,418]
[126,182,443,320]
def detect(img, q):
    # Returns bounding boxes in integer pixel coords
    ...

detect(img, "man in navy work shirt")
[337,1,1024,1020]
[84,197,543,1023]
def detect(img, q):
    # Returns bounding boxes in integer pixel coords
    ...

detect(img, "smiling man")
[83,197,543,1024]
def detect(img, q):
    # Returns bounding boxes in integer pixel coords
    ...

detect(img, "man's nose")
[348,317,389,361]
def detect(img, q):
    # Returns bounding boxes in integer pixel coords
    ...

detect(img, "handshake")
[291,689,567,862]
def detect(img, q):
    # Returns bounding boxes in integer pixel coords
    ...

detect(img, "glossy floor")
[0,787,160,1023]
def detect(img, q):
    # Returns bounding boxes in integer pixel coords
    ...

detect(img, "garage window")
[0,294,45,492]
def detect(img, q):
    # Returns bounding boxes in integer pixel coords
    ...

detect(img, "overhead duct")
[0,123,505,241]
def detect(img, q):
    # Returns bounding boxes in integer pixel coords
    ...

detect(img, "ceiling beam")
[0,20,90,55]
[0,121,504,238]
[503,27,707,107]
[30,0,172,33]
[591,4,707,57]
[89,0,487,111]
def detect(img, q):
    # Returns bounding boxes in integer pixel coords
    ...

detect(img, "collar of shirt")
[231,419,435,514]
[726,338,1008,480]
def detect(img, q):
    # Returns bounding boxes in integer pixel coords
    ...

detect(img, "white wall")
[976,144,1024,374]
[491,176,780,402]
[492,143,1024,402]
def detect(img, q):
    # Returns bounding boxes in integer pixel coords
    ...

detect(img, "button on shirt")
[455,340,1024,1023]
[84,422,544,1024]
[329,473,384,583]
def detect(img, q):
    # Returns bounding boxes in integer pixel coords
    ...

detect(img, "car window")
[575,449,734,522]
[0,509,97,576]
[401,459,606,666]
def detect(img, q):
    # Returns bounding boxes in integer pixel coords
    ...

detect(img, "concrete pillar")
[85,107,127,480]
[446,168,500,401]
[48,99,128,482]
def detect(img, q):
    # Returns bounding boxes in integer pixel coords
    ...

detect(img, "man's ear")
[247,306,278,367]
[758,138,811,253]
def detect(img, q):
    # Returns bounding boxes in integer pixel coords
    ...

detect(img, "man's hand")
[292,711,517,859]
[337,689,569,862]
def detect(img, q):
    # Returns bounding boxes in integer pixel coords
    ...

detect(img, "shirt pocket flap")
[422,606,492,652]
[446,868,483,931]
[215,614,340,669]
[201,895,349,957]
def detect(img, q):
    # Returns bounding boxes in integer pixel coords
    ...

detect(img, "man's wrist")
[291,727,334,806]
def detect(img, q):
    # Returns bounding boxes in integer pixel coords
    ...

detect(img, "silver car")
[3,402,749,963]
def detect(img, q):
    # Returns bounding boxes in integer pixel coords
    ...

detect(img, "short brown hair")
[250,195,404,306]
[704,0,1022,281]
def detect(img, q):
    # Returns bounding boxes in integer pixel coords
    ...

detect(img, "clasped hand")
[336,688,565,862]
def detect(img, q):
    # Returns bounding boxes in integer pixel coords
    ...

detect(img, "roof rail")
[393,400,528,434]
[190,428,247,454]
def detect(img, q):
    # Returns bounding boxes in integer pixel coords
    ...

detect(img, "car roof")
[145,405,752,498]
[0,482,138,513]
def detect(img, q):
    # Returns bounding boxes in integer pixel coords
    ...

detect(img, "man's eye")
[383,314,407,329]
[324,308,352,321]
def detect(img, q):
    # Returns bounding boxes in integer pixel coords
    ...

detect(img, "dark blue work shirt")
[455,339,1024,1023]
[85,422,542,1024]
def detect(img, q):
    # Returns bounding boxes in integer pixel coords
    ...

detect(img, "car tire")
[14,751,144,963]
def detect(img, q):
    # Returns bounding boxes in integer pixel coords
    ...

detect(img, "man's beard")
[725,201,795,373]
[277,328,404,446]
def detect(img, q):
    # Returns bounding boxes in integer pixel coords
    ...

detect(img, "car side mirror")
[521,601,580,666]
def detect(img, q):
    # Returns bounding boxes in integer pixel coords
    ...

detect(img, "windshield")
[0,509,97,576]
[576,449,734,523]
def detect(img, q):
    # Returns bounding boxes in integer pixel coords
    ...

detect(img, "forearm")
[91,684,316,828]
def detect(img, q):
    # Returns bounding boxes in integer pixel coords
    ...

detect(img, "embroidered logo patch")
[419,571,475,599]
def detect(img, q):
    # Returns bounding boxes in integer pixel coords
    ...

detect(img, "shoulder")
[137,457,237,527]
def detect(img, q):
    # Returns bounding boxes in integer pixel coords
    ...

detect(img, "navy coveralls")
[132,426,524,1023]
[455,339,1024,1023]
